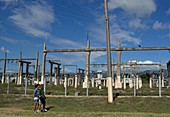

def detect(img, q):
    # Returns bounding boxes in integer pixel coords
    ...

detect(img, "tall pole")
[2,52,7,84]
[49,62,53,85]
[25,63,29,96]
[85,39,90,96]
[116,39,122,88]
[7,76,10,95]
[41,42,47,94]
[159,59,162,97]
[41,42,47,83]
[57,64,61,85]
[104,0,113,103]
[17,52,22,85]
[37,65,40,84]
[34,52,39,83]
[112,59,114,87]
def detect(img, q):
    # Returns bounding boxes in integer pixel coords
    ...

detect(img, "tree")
[140,73,151,83]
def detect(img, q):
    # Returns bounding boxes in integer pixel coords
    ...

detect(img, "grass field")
[1,83,170,96]
[1,94,170,117]
[1,83,170,116]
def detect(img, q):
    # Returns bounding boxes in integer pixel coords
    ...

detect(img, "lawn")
[0,94,170,117]
[1,83,170,117]
[1,83,170,97]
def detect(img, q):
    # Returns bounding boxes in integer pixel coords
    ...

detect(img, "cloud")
[48,35,86,49]
[90,52,106,62]
[0,46,5,52]
[88,5,142,47]
[65,0,95,4]
[89,15,141,47]
[1,36,17,44]
[0,0,19,10]
[8,1,86,50]
[112,29,141,45]
[47,53,85,65]
[128,19,148,29]
[166,8,170,15]
[125,60,160,71]
[0,36,33,47]
[108,0,156,17]
[9,1,55,38]
[0,46,10,53]
[138,60,153,64]
[152,21,167,30]
[46,51,106,67]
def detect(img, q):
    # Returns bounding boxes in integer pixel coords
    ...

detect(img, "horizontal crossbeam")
[44,47,170,53]
[0,58,36,61]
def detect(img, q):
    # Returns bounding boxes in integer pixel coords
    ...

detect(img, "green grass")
[1,83,170,97]
[1,94,170,117]
[1,83,170,116]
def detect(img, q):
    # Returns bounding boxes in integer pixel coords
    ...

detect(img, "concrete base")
[156,81,158,87]
[83,82,89,88]
[99,85,102,89]
[75,75,78,88]
[112,79,115,86]
[115,80,122,89]
[1,75,5,84]
[123,78,126,89]
[162,79,164,87]
[129,78,133,88]
[136,77,139,89]
[149,78,152,88]
[139,79,142,88]
[54,78,58,86]
[91,78,94,87]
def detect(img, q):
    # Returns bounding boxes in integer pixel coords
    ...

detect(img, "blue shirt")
[34,88,40,97]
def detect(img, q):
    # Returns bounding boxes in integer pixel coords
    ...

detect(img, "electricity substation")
[1,0,170,104]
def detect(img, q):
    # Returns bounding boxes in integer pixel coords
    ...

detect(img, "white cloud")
[128,19,148,29]
[47,53,85,65]
[138,60,154,64]
[152,21,167,30]
[0,36,31,46]
[108,0,156,17]
[89,9,142,47]
[90,52,106,62]
[46,51,106,67]
[0,0,19,10]
[9,1,55,38]
[89,17,141,47]
[0,46,5,52]
[48,35,86,49]
[0,46,10,53]
[112,29,141,45]
[125,60,160,71]
[166,8,170,15]
[1,37,17,44]
[66,0,95,5]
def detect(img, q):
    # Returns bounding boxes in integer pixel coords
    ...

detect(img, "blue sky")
[0,0,170,72]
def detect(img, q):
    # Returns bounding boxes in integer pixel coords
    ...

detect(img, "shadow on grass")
[43,106,55,112]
